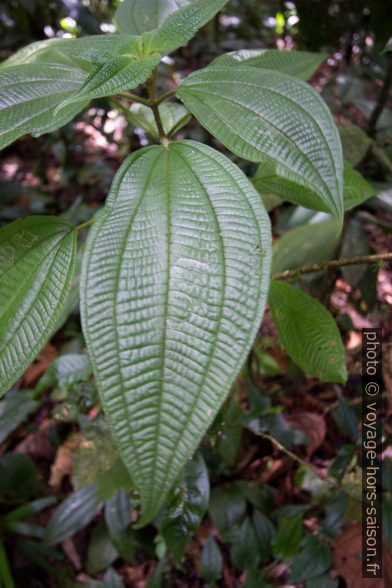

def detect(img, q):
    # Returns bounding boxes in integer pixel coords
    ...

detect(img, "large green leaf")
[143,0,229,55]
[177,66,344,222]
[0,36,159,149]
[81,140,271,525]
[211,49,325,81]
[115,0,192,35]
[0,217,77,397]
[269,281,347,383]
[343,161,375,210]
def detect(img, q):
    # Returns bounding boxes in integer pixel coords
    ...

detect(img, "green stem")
[272,252,392,281]
[155,88,177,105]
[116,92,150,107]
[76,218,95,232]
[147,70,167,141]
[0,537,15,588]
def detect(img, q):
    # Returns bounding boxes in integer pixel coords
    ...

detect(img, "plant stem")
[117,92,150,107]
[272,252,392,281]
[76,218,95,231]
[155,88,177,105]
[368,53,392,138]
[257,431,338,489]
[147,70,167,140]
[0,537,15,588]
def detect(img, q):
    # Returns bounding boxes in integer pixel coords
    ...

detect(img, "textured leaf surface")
[0,217,77,397]
[127,101,191,138]
[81,140,271,525]
[272,219,339,274]
[269,281,347,383]
[211,49,325,81]
[143,0,229,55]
[115,0,192,35]
[0,36,159,148]
[177,66,344,221]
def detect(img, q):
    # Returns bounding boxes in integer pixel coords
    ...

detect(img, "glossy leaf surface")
[269,281,347,384]
[115,0,192,35]
[81,140,271,525]
[211,49,325,81]
[177,66,344,222]
[0,217,77,397]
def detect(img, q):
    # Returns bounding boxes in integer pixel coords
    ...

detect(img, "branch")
[368,53,392,138]
[272,252,392,281]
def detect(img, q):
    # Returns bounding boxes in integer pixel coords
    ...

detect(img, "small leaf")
[0,389,38,444]
[142,0,229,55]
[0,217,77,397]
[86,523,119,575]
[126,102,191,138]
[200,536,223,585]
[273,514,303,559]
[177,66,344,222]
[105,490,132,534]
[343,161,375,211]
[211,49,325,80]
[115,0,192,35]
[44,484,100,545]
[81,141,271,525]
[340,217,370,285]
[252,511,277,562]
[0,453,43,500]
[35,352,92,396]
[338,122,373,167]
[271,219,339,274]
[161,452,209,562]
[104,568,126,588]
[269,281,347,383]
[290,533,332,582]
[230,517,260,571]
[4,496,57,525]
[208,484,247,535]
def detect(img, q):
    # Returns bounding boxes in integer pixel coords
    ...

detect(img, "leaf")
[96,459,134,501]
[0,217,77,397]
[252,510,277,562]
[208,484,247,535]
[126,102,191,138]
[200,536,223,585]
[340,217,370,285]
[343,161,375,211]
[211,49,325,80]
[285,411,327,457]
[161,452,209,562]
[0,389,38,444]
[35,352,92,396]
[290,533,332,582]
[271,219,339,275]
[0,36,160,148]
[104,568,126,588]
[230,517,260,571]
[0,453,43,500]
[81,140,271,525]
[86,523,119,575]
[45,484,100,545]
[338,122,373,167]
[115,0,192,35]
[142,0,229,55]
[273,514,303,559]
[177,66,344,222]
[104,490,132,534]
[3,497,57,525]
[269,281,347,383]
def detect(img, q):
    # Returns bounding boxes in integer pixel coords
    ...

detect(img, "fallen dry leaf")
[23,344,57,386]
[49,434,81,488]
[333,522,392,588]
[286,411,327,457]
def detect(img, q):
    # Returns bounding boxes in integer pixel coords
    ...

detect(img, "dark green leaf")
[230,517,260,571]
[86,523,119,575]
[272,514,303,559]
[290,533,332,582]
[104,568,125,588]
[200,536,223,585]
[252,510,277,562]
[340,217,370,285]
[209,484,246,535]
[45,484,100,545]
[0,453,43,500]
[0,389,38,444]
